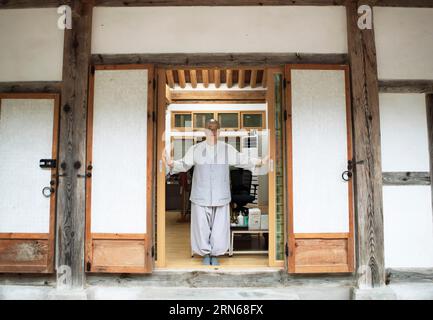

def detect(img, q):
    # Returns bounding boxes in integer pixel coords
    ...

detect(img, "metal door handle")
[42,186,54,197]
[159,159,163,173]
[269,159,274,172]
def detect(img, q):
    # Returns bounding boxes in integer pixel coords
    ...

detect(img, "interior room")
[162,68,271,268]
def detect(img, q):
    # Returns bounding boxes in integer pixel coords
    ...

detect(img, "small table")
[229,227,269,256]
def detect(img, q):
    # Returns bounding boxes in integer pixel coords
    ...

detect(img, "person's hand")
[256,155,270,167]
[162,151,174,169]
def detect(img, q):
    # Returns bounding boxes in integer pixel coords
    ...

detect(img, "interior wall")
[374,7,433,80]
[91,6,347,54]
[379,93,429,172]
[0,9,64,81]
[380,93,433,268]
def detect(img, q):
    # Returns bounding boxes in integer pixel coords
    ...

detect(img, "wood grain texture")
[379,80,433,93]
[56,1,93,288]
[0,239,49,273]
[170,90,266,101]
[92,53,348,67]
[382,172,431,185]
[2,0,432,8]
[426,94,433,228]
[346,0,385,288]
[0,82,61,94]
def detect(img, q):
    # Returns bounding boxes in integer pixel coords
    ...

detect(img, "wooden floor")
[165,211,269,269]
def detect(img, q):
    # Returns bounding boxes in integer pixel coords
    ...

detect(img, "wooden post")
[57,0,93,289]
[346,1,385,288]
[426,94,433,223]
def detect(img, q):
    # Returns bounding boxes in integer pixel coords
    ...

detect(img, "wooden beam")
[426,94,433,224]
[238,70,245,88]
[226,69,233,88]
[0,81,61,93]
[170,90,266,101]
[250,70,258,88]
[382,172,431,186]
[2,0,432,9]
[261,70,267,88]
[202,70,209,88]
[166,70,175,88]
[92,53,348,67]
[57,1,93,289]
[214,69,221,88]
[178,70,186,88]
[347,0,385,288]
[379,80,433,93]
[208,69,214,84]
[189,70,197,88]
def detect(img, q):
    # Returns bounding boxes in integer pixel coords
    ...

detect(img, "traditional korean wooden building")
[0,0,433,300]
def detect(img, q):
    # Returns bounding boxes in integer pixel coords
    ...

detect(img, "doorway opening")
[156,67,284,269]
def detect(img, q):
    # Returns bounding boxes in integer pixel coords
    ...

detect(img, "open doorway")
[156,67,283,269]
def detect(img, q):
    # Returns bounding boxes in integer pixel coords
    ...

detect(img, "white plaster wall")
[92,6,347,54]
[0,9,64,81]
[383,186,433,268]
[379,93,429,172]
[374,7,433,80]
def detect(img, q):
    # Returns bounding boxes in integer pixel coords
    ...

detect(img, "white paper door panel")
[291,69,349,233]
[0,99,54,233]
[91,69,148,234]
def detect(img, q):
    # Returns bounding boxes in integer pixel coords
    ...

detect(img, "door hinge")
[90,65,95,75]
[285,243,289,257]
[151,245,155,258]
[152,111,156,123]
[153,79,156,90]
[283,78,287,89]
[283,110,288,121]
[86,261,91,272]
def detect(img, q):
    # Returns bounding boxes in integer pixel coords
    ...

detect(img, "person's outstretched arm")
[226,143,264,171]
[165,144,195,175]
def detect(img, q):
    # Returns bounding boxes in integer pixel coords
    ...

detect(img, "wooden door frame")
[284,64,355,273]
[85,64,155,273]
[155,66,282,268]
[0,93,60,273]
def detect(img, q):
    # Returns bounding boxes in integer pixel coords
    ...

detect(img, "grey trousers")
[191,203,230,256]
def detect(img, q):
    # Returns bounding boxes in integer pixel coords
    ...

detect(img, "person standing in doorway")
[164,119,265,266]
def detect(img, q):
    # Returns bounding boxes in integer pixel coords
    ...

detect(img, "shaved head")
[206,119,220,130]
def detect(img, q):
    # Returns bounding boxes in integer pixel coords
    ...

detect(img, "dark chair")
[230,168,258,216]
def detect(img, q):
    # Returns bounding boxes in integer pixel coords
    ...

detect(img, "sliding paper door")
[86,65,154,273]
[0,94,59,273]
[285,65,354,273]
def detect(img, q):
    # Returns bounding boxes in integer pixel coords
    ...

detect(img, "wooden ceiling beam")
[178,70,186,88]
[226,69,233,88]
[214,70,221,88]
[189,70,197,88]
[261,70,267,88]
[3,1,433,9]
[202,70,209,88]
[250,70,258,88]
[238,69,245,89]
[170,90,266,101]
[166,70,175,88]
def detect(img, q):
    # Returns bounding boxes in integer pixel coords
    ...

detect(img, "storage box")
[248,208,261,230]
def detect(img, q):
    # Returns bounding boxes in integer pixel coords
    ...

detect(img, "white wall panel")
[92,7,347,54]
[91,69,148,233]
[379,93,429,172]
[291,69,349,233]
[0,9,64,81]
[384,186,433,268]
[375,7,433,80]
[0,99,54,233]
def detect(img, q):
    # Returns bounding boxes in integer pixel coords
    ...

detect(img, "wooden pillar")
[346,1,385,288]
[57,0,93,289]
[426,94,433,222]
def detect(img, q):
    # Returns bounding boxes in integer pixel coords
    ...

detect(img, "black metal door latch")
[342,160,354,182]
[39,159,57,169]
